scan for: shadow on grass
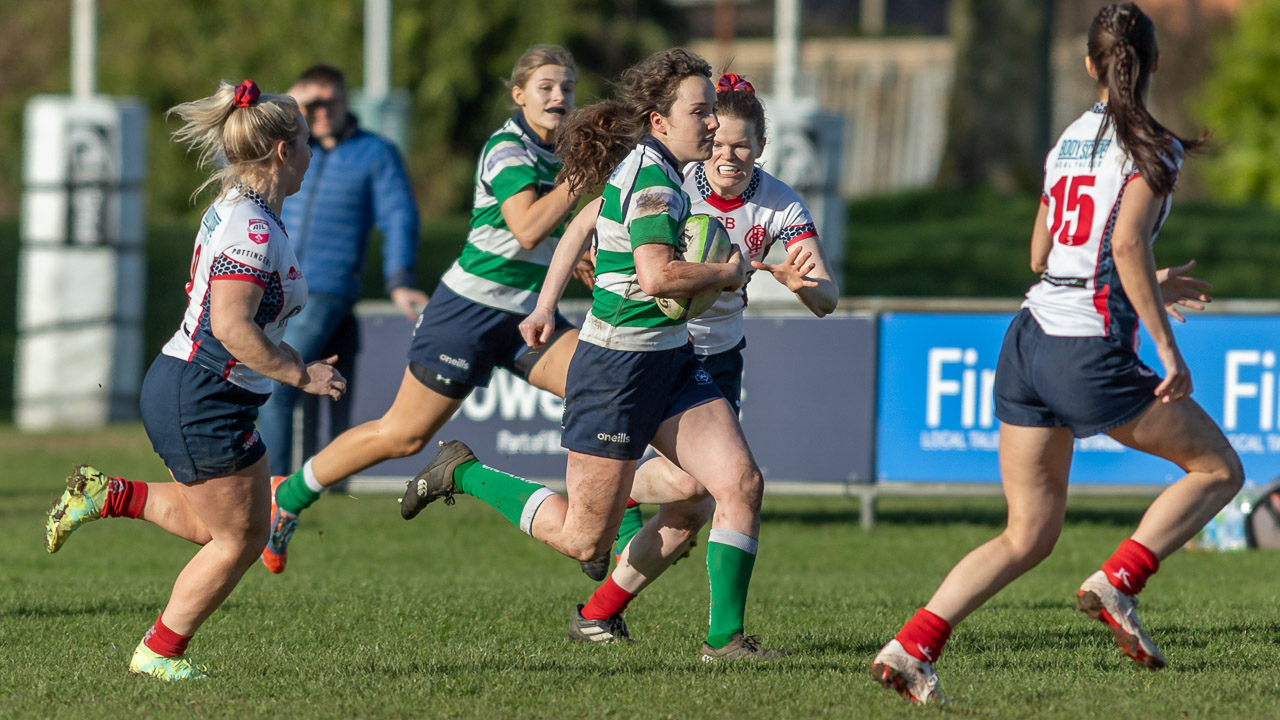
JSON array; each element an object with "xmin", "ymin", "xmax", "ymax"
[{"xmin": 957, "ymin": 617, "xmax": 1280, "ymax": 672}]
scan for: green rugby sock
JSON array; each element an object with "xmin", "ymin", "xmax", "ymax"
[
  {"xmin": 275, "ymin": 468, "xmax": 321, "ymax": 514},
  {"xmin": 455, "ymin": 460, "xmax": 555, "ymax": 533},
  {"xmin": 705, "ymin": 528, "xmax": 758, "ymax": 648},
  {"xmin": 613, "ymin": 503, "xmax": 645, "ymax": 557}
]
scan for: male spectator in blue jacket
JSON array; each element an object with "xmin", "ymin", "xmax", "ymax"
[{"xmin": 258, "ymin": 64, "xmax": 426, "ymax": 478}]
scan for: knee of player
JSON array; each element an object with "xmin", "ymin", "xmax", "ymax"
[
  {"xmin": 688, "ymin": 495, "xmax": 716, "ymax": 523},
  {"xmin": 709, "ymin": 465, "xmax": 763, "ymax": 510},
  {"xmin": 1004, "ymin": 524, "xmax": 1060, "ymax": 566},
  {"xmin": 671, "ymin": 473, "xmax": 712, "ymax": 502},
  {"xmin": 382, "ymin": 427, "xmax": 432, "ymax": 459},
  {"xmin": 1213, "ymin": 450, "xmax": 1245, "ymax": 494},
  {"xmin": 221, "ymin": 521, "xmax": 270, "ymax": 563},
  {"xmin": 570, "ymin": 537, "xmax": 612, "ymax": 563},
  {"xmin": 1191, "ymin": 441, "xmax": 1245, "ymax": 495}
]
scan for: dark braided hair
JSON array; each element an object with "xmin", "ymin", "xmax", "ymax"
[
  {"xmin": 556, "ymin": 48, "xmax": 712, "ymax": 195},
  {"xmin": 1087, "ymin": 2, "xmax": 1207, "ymax": 196}
]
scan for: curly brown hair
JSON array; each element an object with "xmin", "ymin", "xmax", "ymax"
[{"xmin": 556, "ymin": 48, "xmax": 712, "ymax": 195}]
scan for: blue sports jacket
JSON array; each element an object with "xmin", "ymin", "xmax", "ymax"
[{"xmin": 281, "ymin": 118, "xmax": 419, "ymax": 300}]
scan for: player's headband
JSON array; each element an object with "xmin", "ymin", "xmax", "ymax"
[
  {"xmin": 716, "ymin": 73, "xmax": 754, "ymax": 94},
  {"xmin": 234, "ymin": 80, "xmax": 261, "ymax": 108}
]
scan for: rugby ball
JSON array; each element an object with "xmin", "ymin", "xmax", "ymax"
[{"xmin": 654, "ymin": 214, "xmax": 733, "ymax": 321}]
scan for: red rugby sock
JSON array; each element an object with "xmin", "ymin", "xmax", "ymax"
[
  {"xmin": 1101, "ymin": 538, "xmax": 1159, "ymax": 595},
  {"xmin": 894, "ymin": 608, "xmax": 952, "ymax": 664},
  {"xmin": 581, "ymin": 577, "xmax": 636, "ymax": 620},
  {"xmin": 143, "ymin": 614, "xmax": 192, "ymax": 658},
  {"xmin": 103, "ymin": 477, "xmax": 148, "ymax": 519},
  {"xmin": 626, "ymin": 498, "xmax": 640, "ymax": 509}
]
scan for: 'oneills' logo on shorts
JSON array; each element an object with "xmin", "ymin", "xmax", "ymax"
[
  {"xmin": 248, "ymin": 219, "xmax": 270, "ymax": 244},
  {"xmin": 438, "ymin": 354, "xmax": 471, "ymax": 370},
  {"xmin": 597, "ymin": 432, "xmax": 631, "ymax": 443}
]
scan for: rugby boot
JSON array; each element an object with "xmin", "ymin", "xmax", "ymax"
[
  {"xmin": 568, "ymin": 604, "xmax": 631, "ymax": 643},
  {"xmin": 1077, "ymin": 569, "xmax": 1167, "ymax": 669},
  {"xmin": 400, "ymin": 440, "xmax": 475, "ymax": 520},
  {"xmin": 700, "ymin": 633, "xmax": 788, "ymax": 662},
  {"xmin": 45, "ymin": 465, "xmax": 111, "ymax": 553},
  {"xmin": 128, "ymin": 641, "xmax": 209, "ymax": 681},
  {"xmin": 261, "ymin": 475, "xmax": 297, "ymax": 574},
  {"xmin": 579, "ymin": 554, "xmax": 610, "ymax": 582},
  {"xmin": 871, "ymin": 639, "xmax": 948, "ymax": 704}
]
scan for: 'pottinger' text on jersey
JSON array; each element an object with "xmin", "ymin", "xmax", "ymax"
[
  {"xmin": 440, "ymin": 112, "xmax": 564, "ymax": 315},
  {"xmin": 1023, "ymin": 103, "xmax": 1183, "ymax": 347},
  {"xmin": 683, "ymin": 162, "xmax": 820, "ymax": 355},
  {"xmin": 161, "ymin": 188, "xmax": 308, "ymax": 394},
  {"xmin": 582, "ymin": 136, "xmax": 691, "ymax": 352}
]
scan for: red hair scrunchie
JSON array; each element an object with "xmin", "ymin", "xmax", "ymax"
[
  {"xmin": 233, "ymin": 79, "xmax": 260, "ymax": 108},
  {"xmin": 716, "ymin": 73, "xmax": 754, "ymax": 94}
]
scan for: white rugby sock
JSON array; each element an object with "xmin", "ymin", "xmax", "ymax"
[{"xmin": 302, "ymin": 458, "xmax": 326, "ymax": 493}]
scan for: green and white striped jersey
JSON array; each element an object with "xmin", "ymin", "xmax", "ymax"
[
  {"xmin": 440, "ymin": 112, "xmax": 564, "ymax": 314},
  {"xmin": 580, "ymin": 137, "xmax": 692, "ymax": 352}
]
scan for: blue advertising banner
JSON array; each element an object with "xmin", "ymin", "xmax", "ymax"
[
  {"xmin": 876, "ymin": 312, "xmax": 1280, "ymax": 485},
  {"xmin": 338, "ymin": 308, "xmax": 877, "ymax": 484}
]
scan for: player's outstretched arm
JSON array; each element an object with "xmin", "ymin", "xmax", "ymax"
[
  {"xmin": 752, "ymin": 238, "xmax": 838, "ymax": 317},
  {"xmin": 1156, "ymin": 259, "xmax": 1212, "ymax": 323},
  {"xmin": 520, "ymin": 198, "xmax": 602, "ymax": 349}
]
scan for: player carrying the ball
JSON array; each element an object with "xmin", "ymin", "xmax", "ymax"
[
  {"xmin": 872, "ymin": 3, "xmax": 1241, "ymax": 704},
  {"xmin": 402, "ymin": 48, "xmax": 786, "ymax": 661},
  {"xmin": 569, "ymin": 71, "xmax": 840, "ymax": 637}
]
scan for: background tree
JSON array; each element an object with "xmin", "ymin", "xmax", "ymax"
[
  {"xmin": 937, "ymin": 0, "xmax": 1054, "ymax": 193},
  {"xmin": 0, "ymin": 0, "xmax": 678, "ymax": 223},
  {"xmin": 1199, "ymin": 0, "xmax": 1280, "ymax": 206}
]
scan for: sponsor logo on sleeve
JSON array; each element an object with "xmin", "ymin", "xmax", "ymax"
[
  {"xmin": 286, "ymin": 266, "xmax": 302, "ymax": 280},
  {"xmin": 230, "ymin": 247, "xmax": 267, "ymax": 263},
  {"xmin": 247, "ymin": 219, "xmax": 270, "ymax": 244}
]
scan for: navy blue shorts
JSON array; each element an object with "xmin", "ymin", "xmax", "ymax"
[
  {"xmin": 699, "ymin": 338, "xmax": 746, "ymax": 416},
  {"xmin": 562, "ymin": 341, "xmax": 724, "ymax": 460},
  {"xmin": 407, "ymin": 283, "xmax": 574, "ymax": 398},
  {"xmin": 140, "ymin": 354, "xmax": 270, "ymax": 483},
  {"xmin": 994, "ymin": 309, "xmax": 1161, "ymax": 438}
]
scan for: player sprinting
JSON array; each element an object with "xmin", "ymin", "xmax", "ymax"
[
  {"xmin": 402, "ymin": 49, "xmax": 785, "ymax": 661},
  {"xmin": 569, "ymin": 72, "xmax": 840, "ymax": 638},
  {"xmin": 872, "ymin": 3, "xmax": 1241, "ymax": 703},
  {"xmin": 259, "ymin": 45, "xmax": 585, "ymax": 573},
  {"xmin": 44, "ymin": 80, "xmax": 345, "ymax": 680}
]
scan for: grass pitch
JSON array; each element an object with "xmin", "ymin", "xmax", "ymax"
[{"xmin": 3, "ymin": 425, "xmax": 1279, "ymax": 719}]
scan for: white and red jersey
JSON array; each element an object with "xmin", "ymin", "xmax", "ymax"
[
  {"xmin": 1023, "ymin": 103, "xmax": 1183, "ymax": 349},
  {"xmin": 681, "ymin": 163, "xmax": 820, "ymax": 355},
  {"xmin": 161, "ymin": 187, "xmax": 308, "ymax": 394}
]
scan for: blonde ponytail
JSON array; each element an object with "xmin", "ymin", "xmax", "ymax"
[{"xmin": 167, "ymin": 80, "xmax": 303, "ymax": 201}]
